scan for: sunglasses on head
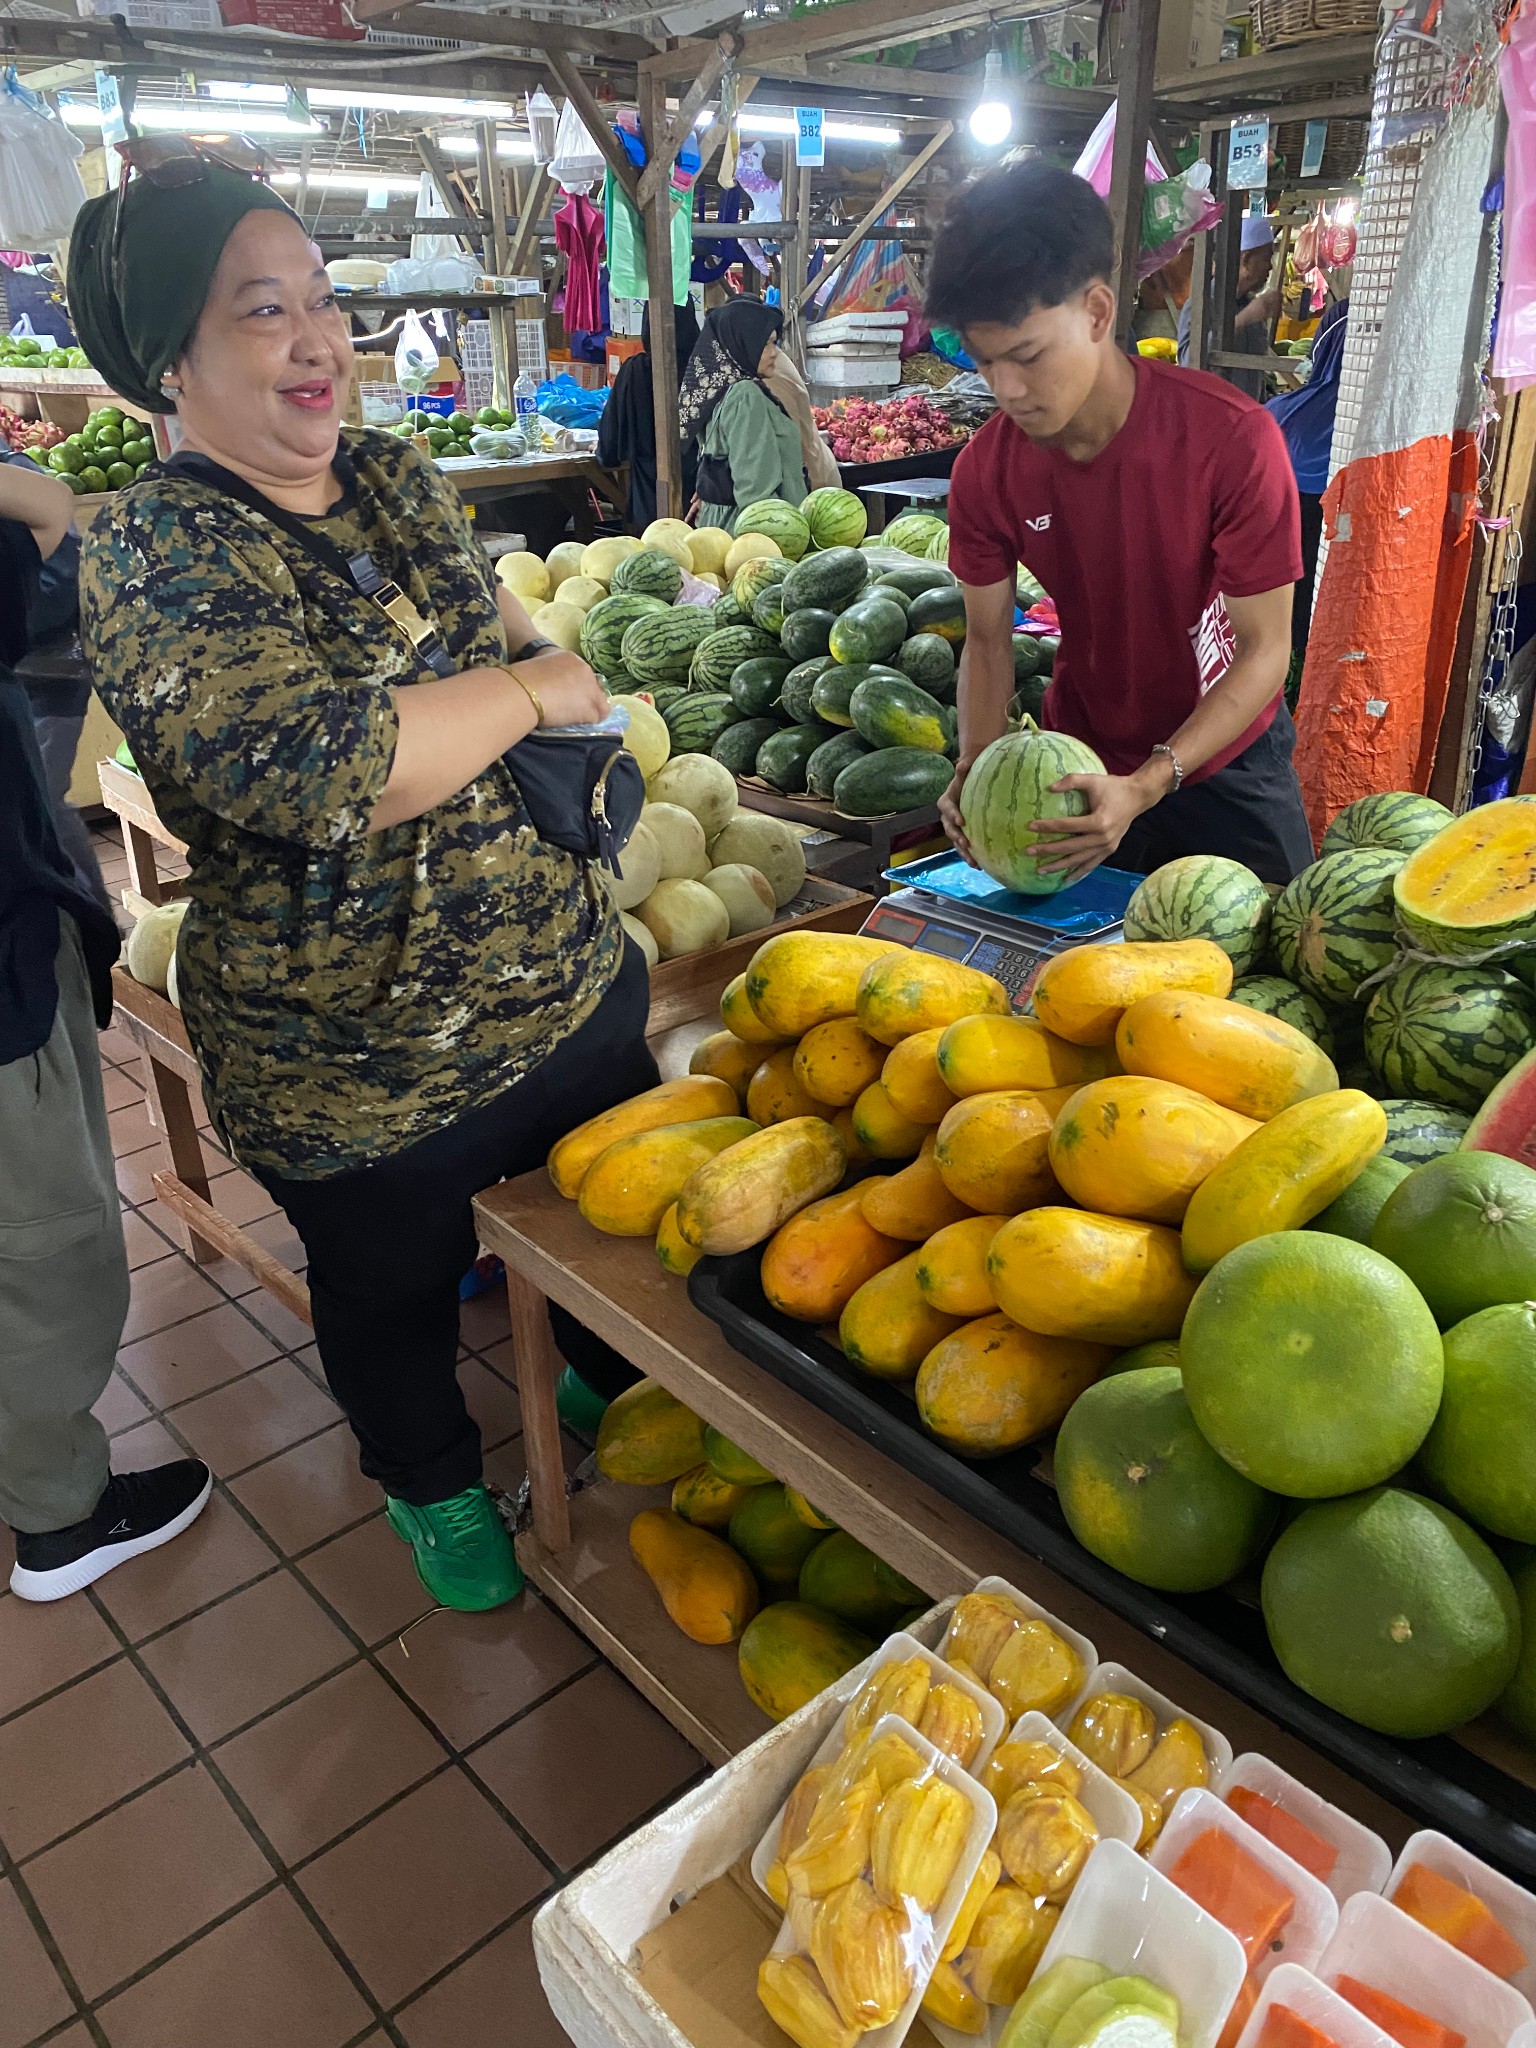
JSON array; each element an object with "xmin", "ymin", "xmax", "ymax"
[{"xmin": 111, "ymin": 135, "xmax": 275, "ymax": 271}]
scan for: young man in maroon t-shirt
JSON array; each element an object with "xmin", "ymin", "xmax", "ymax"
[{"xmin": 928, "ymin": 159, "xmax": 1312, "ymax": 885}]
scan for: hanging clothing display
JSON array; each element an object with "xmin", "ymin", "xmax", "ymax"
[
  {"xmin": 603, "ymin": 168, "xmax": 695, "ymax": 307},
  {"xmin": 555, "ymin": 191, "xmax": 605, "ymax": 336}
]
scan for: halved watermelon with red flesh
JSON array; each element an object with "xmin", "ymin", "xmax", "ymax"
[{"xmin": 1464, "ymin": 1044, "xmax": 1536, "ymax": 1169}]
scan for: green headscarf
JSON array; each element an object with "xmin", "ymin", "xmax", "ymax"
[{"xmin": 68, "ymin": 167, "xmax": 302, "ymax": 414}]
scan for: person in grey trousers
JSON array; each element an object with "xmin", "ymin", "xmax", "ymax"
[{"xmin": 0, "ymin": 630, "xmax": 210, "ymax": 1598}]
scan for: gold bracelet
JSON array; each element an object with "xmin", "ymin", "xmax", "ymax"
[{"xmin": 503, "ymin": 666, "xmax": 545, "ymax": 727}]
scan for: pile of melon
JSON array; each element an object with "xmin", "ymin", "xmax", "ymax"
[
  {"xmin": 123, "ymin": 898, "xmax": 189, "ymax": 1007},
  {"xmin": 493, "ymin": 517, "xmax": 776, "ymax": 653}
]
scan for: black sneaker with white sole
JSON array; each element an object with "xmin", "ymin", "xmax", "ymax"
[{"xmin": 10, "ymin": 1460, "xmax": 213, "ymax": 1602}]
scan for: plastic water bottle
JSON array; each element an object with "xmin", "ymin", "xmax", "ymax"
[{"xmin": 514, "ymin": 371, "xmax": 539, "ymax": 428}]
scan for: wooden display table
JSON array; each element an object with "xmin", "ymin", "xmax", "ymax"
[
  {"xmin": 440, "ymin": 454, "xmax": 627, "ymax": 541},
  {"xmin": 470, "ymin": 1167, "xmax": 1410, "ymax": 1851}
]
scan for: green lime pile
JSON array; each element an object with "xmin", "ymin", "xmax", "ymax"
[
  {"xmin": 394, "ymin": 409, "xmax": 481, "ymax": 455},
  {"xmin": 47, "ymin": 407, "xmax": 156, "ymax": 496},
  {"xmin": 0, "ymin": 335, "xmax": 91, "ymax": 370}
]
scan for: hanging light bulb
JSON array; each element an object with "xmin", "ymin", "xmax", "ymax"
[{"xmin": 968, "ymin": 50, "xmax": 1014, "ymax": 148}]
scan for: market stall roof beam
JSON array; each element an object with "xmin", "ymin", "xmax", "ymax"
[
  {"xmin": 344, "ymin": 0, "xmax": 658, "ymax": 61},
  {"xmin": 641, "ymin": 0, "xmax": 1066, "ymax": 78}
]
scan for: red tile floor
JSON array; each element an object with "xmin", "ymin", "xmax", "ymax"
[{"xmin": 1, "ymin": 826, "xmax": 705, "ymax": 2048}]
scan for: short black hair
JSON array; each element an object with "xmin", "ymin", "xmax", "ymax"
[{"xmin": 924, "ymin": 159, "xmax": 1115, "ymax": 329}]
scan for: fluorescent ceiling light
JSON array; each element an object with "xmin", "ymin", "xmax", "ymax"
[
  {"xmin": 695, "ymin": 110, "xmax": 901, "ymax": 144},
  {"xmin": 436, "ymin": 132, "xmax": 537, "ymax": 158},
  {"xmin": 60, "ymin": 99, "xmax": 324, "ymax": 135},
  {"xmin": 272, "ymin": 169, "xmax": 422, "ymax": 194},
  {"xmin": 968, "ymin": 51, "xmax": 1013, "ymax": 148},
  {"xmin": 208, "ymin": 81, "xmax": 519, "ymax": 117}
]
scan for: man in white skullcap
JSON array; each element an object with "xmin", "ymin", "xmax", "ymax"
[{"xmin": 1179, "ymin": 213, "xmax": 1280, "ymax": 398}]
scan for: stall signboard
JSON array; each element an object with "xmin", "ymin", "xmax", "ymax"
[
  {"xmin": 1302, "ymin": 119, "xmax": 1328, "ymax": 178},
  {"xmin": 794, "ymin": 107, "xmax": 825, "ymax": 166},
  {"xmin": 1228, "ymin": 118, "xmax": 1270, "ymax": 190}
]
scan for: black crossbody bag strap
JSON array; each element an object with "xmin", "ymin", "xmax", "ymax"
[{"xmin": 159, "ymin": 450, "xmax": 456, "ymax": 678}]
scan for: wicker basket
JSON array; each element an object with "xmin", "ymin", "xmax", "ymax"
[
  {"xmin": 1272, "ymin": 77, "xmax": 1371, "ymax": 181},
  {"xmin": 1252, "ymin": 0, "xmax": 1379, "ymax": 49}
]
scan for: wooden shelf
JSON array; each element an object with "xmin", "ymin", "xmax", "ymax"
[{"xmin": 518, "ymin": 1479, "xmax": 774, "ymax": 1766}]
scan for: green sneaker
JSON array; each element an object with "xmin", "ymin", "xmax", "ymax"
[
  {"xmin": 385, "ymin": 1483, "xmax": 523, "ymax": 1611},
  {"xmin": 555, "ymin": 1364, "xmax": 610, "ymax": 1441}
]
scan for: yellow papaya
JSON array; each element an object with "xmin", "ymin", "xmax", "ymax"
[
  {"xmin": 915, "ymin": 1313, "xmax": 1111, "ymax": 1456},
  {"xmin": 747, "ymin": 1045, "xmax": 825, "ymax": 1126},
  {"xmin": 1047, "ymin": 1076, "xmax": 1258, "ymax": 1226},
  {"xmin": 720, "ymin": 971, "xmax": 787, "ymax": 1045},
  {"xmin": 1032, "ymin": 939, "xmax": 1234, "ymax": 1047},
  {"xmin": 628, "ymin": 1508, "xmax": 759, "ymax": 1644},
  {"xmin": 671, "ymin": 1463, "xmax": 753, "ymax": 1529},
  {"xmin": 989, "ymin": 1207, "xmax": 1198, "ymax": 1347},
  {"xmin": 738, "ymin": 1600, "xmax": 875, "ymax": 1722},
  {"xmin": 915, "ymin": 1213, "xmax": 1010, "ymax": 1316},
  {"xmin": 761, "ymin": 1184, "xmax": 908, "ymax": 1323},
  {"xmin": 578, "ymin": 1116, "xmax": 758, "ymax": 1235},
  {"xmin": 548, "ymin": 1075, "xmax": 739, "ymax": 1198},
  {"xmin": 595, "ymin": 1379, "xmax": 706, "ymax": 1484},
  {"xmin": 934, "ymin": 1091, "xmax": 1058, "ymax": 1213},
  {"xmin": 793, "ymin": 1017, "xmax": 888, "ymax": 1108},
  {"xmin": 839, "ymin": 1250, "xmax": 964, "ymax": 1380},
  {"xmin": 786, "ymin": 1487, "xmax": 838, "ymax": 1530},
  {"xmin": 1181, "ymin": 1088, "xmax": 1389, "ymax": 1274},
  {"xmin": 880, "ymin": 1026, "xmax": 960, "ymax": 1125},
  {"xmin": 850, "ymin": 1079, "xmax": 930, "ymax": 1161},
  {"xmin": 859, "ymin": 1133, "xmax": 975, "ymax": 1241},
  {"xmin": 676, "ymin": 1116, "xmax": 846, "ymax": 1253},
  {"xmin": 744, "ymin": 932, "xmax": 906, "ymax": 1039},
  {"xmin": 1115, "ymin": 988, "xmax": 1340, "ymax": 1120},
  {"xmin": 937, "ymin": 1013, "xmax": 1109, "ymax": 1096},
  {"xmin": 688, "ymin": 1028, "xmax": 768, "ymax": 1108},
  {"xmin": 854, "ymin": 949, "xmax": 1012, "ymax": 1046},
  {"xmin": 655, "ymin": 1201, "xmax": 702, "ymax": 1276}
]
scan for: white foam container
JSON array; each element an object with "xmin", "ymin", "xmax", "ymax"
[
  {"xmin": 1316, "ymin": 1892, "xmax": 1536, "ymax": 2048},
  {"xmin": 1061, "ymin": 1660, "xmax": 1234, "ymax": 1785},
  {"xmin": 1386, "ymin": 1830, "xmax": 1536, "ymax": 2007},
  {"xmin": 1234, "ymin": 1962, "xmax": 1401, "ymax": 2048},
  {"xmin": 956, "ymin": 1574, "xmax": 1101, "ymax": 1724},
  {"xmin": 750, "ymin": 1628, "xmax": 1005, "ymax": 1900},
  {"xmin": 806, "ymin": 352, "xmax": 902, "ymax": 388},
  {"xmin": 1150, "ymin": 1786, "xmax": 1339, "ymax": 1980},
  {"xmin": 1217, "ymin": 1751, "xmax": 1392, "ymax": 1907},
  {"xmin": 1034, "ymin": 1835, "xmax": 1249, "ymax": 2048},
  {"xmin": 923, "ymin": 1711, "xmax": 1145, "ymax": 2048},
  {"xmin": 810, "ymin": 310, "xmax": 910, "ymax": 345},
  {"xmin": 762, "ymin": 1713, "xmax": 998, "ymax": 2048}
]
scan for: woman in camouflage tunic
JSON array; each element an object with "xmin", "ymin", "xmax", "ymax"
[{"xmin": 73, "ymin": 154, "xmax": 657, "ymax": 1613}]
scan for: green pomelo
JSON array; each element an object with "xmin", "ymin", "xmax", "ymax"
[
  {"xmin": 1372, "ymin": 1149, "xmax": 1536, "ymax": 1326},
  {"xmin": 1306, "ymin": 1154, "xmax": 1412, "ymax": 1243},
  {"xmin": 797, "ymin": 1530, "xmax": 924, "ymax": 1629},
  {"xmin": 1271, "ymin": 848, "xmax": 1406, "ymax": 1006},
  {"xmin": 727, "ymin": 1483, "xmax": 827, "ymax": 1591},
  {"xmin": 1180, "ymin": 1233, "xmax": 1443, "ymax": 1498},
  {"xmin": 1104, "ymin": 1339, "xmax": 1182, "ymax": 1375},
  {"xmin": 1364, "ymin": 962, "xmax": 1536, "ymax": 1113},
  {"xmin": 1496, "ymin": 1556, "xmax": 1536, "ymax": 1744},
  {"xmin": 959, "ymin": 726, "xmax": 1105, "ymax": 896},
  {"xmin": 1123, "ymin": 855, "xmax": 1272, "ymax": 977},
  {"xmin": 1054, "ymin": 1367, "xmax": 1278, "ymax": 1593},
  {"xmin": 1261, "ymin": 1487, "xmax": 1522, "ymax": 1737},
  {"xmin": 1418, "ymin": 1302, "xmax": 1536, "ymax": 1540}
]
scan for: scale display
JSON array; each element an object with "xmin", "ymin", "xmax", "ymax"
[{"xmin": 863, "ymin": 854, "xmax": 1140, "ymax": 1010}]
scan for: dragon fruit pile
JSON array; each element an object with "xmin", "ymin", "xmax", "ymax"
[
  {"xmin": 0, "ymin": 403, "xmax": 63, "ymax": 456},
  {"xmin": 812, "ymin": 391, "xmax": 967, "ymax": 465}
]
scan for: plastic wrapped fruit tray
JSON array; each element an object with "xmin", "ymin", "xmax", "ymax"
[{"xmin": 687, "ymin": 1250, "xmax": 1536, "ymax": 1882}]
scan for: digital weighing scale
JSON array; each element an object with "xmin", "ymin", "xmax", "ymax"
[{"xmin": 860, "ymin": 852, "xmax": 1140, "ymax": 1009}]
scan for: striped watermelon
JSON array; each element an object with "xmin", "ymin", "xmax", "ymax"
[
  {"xmin": 1364, "ymin": 963, "xmax": 1536, "ymax": 1111},
  {"xmin": 924, "ymin": 524, "xmax": 951, "ymax": 563},
  {"xmin": 1394, "ymin": 796, "xmax": 1536, "ymax": 961},
  {"xmin": 664, "ymin": 693, "xmax": 740, "ymax": 755},
  {"xmin": 1230, "ymin": 974, "xmax": 1336, "ymax": 1054},
  {"xmin": 691, "ymin": 625, "xmax": 780, "ymax": 692},
  {"xmin": 1380, "ymin": 1098, "xmax": 1474, "ymax": 1164},
  {"xmin": 621, "ymin": 607, "xmax": 717, "ymax": 687},
  {"xmin": 1320, "ymin": 790, "xmax": 1452, "ymax": 858},
  {"xmin": 959, "ymin": 727, "xmax": 1105, "ymax": 895},
  {"xmin": 732, "ymin": 498, "xmax": 811, "ymax": 561},
  {"xmin": 580, "ymin": 593, "xmax": 668, "ymax": 675},
  {"xmin": 611, "ymin": 549, "xmax": 684, "ymax": 603},
  {"xmin": 800, "ymin": 487, "xmax": 867, "ymax": 550},
  {"xmin": 708, "ymin": 592, "xmax": 748, "ymax": 631},
  {"xmin": 752, "ymin": 585, "xmax": 788, "ymax": 636},
  {"xmin": 732, "ymin": 555, "xmax": 791, "ymax": 613},
  {"xmin": 782, "ymin": 547, "xmax": 869, "ymax": 614},
  {"xmin": 883, "ymin": 512, "xmax": 946, "ymax": 557},
  {"xmin": 1123, "ymin": 856, "xmax": 1272, "ymax": 976},
  {"xmin": 1271, "ymin": 848, "xmax": 1406, "ymax": 1005}
]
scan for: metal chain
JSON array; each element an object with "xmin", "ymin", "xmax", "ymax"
[{"xmin": 1466, "ymin": 524, "xmax": 1524, "ymax": 800}]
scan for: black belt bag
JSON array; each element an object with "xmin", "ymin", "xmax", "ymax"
[{"xmin": 161, "ymin": 451, "xmax": 643, "ymax": 875}]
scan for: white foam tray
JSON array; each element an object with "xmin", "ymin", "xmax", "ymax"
[
  {"xmin": 1386, "ymin": 1830, "xmax": 1536, "ymax": 2008},
  {"xmin": 1234, "ymin": 1962, "xmax": 1401, "ymax": 2048},
  {"xmin": 1217, "ymin": 1751, "xmax": 1392, "ymax": 1906},
  {"xmin": 1061, "ymin": 1660, "xmax": 1234, "ymax": 1785},
  {"xmin": 1150, "ymin": 1786, "xmax": 1339, "ymax": 1981},
  {"xmin": 1316, "ymin": 1891, "xmax": 1536, "ymax": 2048}
]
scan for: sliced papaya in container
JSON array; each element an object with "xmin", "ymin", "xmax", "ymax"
[
  {"xmin": 1225, "ymin": 1785, "xmax": 1340, "ymax": 1885},
  {"xmin": 1164, "ymin": 1825, "xmax": 1296, "ymax": 1969},
  {"xmin": 1334, "ymin": 1978, "xmax": 1467, "ymax": 2048},
  {"xmin": 1390, "ymin": 1863, "xmax": 1529, "ymax": 1980},
  {"xmin": 1255, "ymin": 2009, "xmax": 1345, "ymax": 2048}
]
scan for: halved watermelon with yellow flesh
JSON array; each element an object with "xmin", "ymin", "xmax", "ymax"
[{"xmin": 1394, "ymin": 797, "xmax": 1536, "ymax": 960}]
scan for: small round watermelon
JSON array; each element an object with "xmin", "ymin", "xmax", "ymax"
[
  {"xmin": 1229, "ymin": 974, "xmax": 1335, "ymax": 1053},
  {"xmin": 1365, "ymin": 962, "xmax": 1536, "ymax": 1112},
  {"xmin": 1123, "ymin": 855, "xmax": 1272, "ymax": 975},
  {"xmin": 883, "ymin": 511, "xmax": 947, "ymax": 557},
  {"xmin": 611, "ymin": 549, "xmax": 683, "ymax": 604},
  {"xmin": 959, "ymin": 727, "xmax": 1105, "ymax": 896},
  {"xmin": 896, "ymin": 633, "xmax": 956, "ymax": 699},
  {"xmin": 579, "ymin": 593, "xmax": 668, "ymax": 675},
  {"xmin": 1380, "ymin": 1098, "xmax": 1473, "ymax": 1164},
  {"xmin": 1321, "ymin": 790, "xmax": 1452, "ymax": 858},
  {"xmin": 732, "ymin": 498, "xmax": 811, "ymax": 561},
  {"xmin": 800, "ymin": 486, "xmax": 867, "ymax": 550},
  {"xmin": 1271, "ymin": 848, "xmax": 1406, "ymax": 1005},
  {"xmin": 664, "ymin": 693, "xmax": 739, "ymax": 756}
]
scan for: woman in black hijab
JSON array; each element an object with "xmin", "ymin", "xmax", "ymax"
[
  {"xmin": 680, "ymin": 297, "xmax": 807, "ymax": 529},
  {"xmin": 596, "ymin": 301, "xmax": 699, "ymax": 531}
]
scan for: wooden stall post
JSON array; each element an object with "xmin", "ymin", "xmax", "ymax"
[
  {"xmin": 793, "ymin": 124, "xmax": 954, "ymax": 319},
  {"xmin": 506, "ymin": 1266, "xmax": 573, "ymax": 1553},
  {"xmin": 1107, "ymin": 0, "xmax": 1162, "ymax": 343},
  {"xmin": 476, "ymin": 118, "xmax": 514, "ymax": 408},
  {"xmin": 639, "ymin": 66, "xmax": 681, "ymax": 522},
  {"xmin": 1185, "ymin": 120, "xmax": 1219, "ymax": 371}
]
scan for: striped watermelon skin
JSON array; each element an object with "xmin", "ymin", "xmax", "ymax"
[
  {"xmin": 611, "ymin": 549, "xmax": 684, "ymax": 603},
  {"xmin": 732, "ymin": 498, "xmax": 811, "ymax": 561},
  {"xmin": 800, "ymin": 488, "xmax": 867, "ymax": 550},
  {"xmin": 621, "ymin": 607, "xmax": 716, "ymax": 687},
  {"xmin": 1230, "ymin": 974, "xmax": 1336, "ymax": 1054},
  {"xmin": 1271, "ymin": 848, "xmax": 1406, "ymax": 1005},
  {"xmin": 1380, "ymin": 1098, "xmax": 1474, "ymax": 1163},
  {"xmin": 1123, "ymin": 856, "xmax": 1272, "ymax": 976},
  {"xmin": 708, "ymin": 592, "xmax": 748, "ymax": 631},
  {"xmin": 691, "ymin": 626, "xmax": 780, "ymax": 692},
  {"xmin": 1320, "ymin": 790, "xmax": 1452, "ymax": 858},
  {"xmin": 732, "ymin": 556, "xmax": 791, "ymax": 613},
  {"xmin": 664, "ymin": 693, "xmax": 740, "ymax": 755},
  {"xmin": 959, "ymin": 728, "xmax": 1105, "ymax": 895},
  {"xmin": 579, "ymin": 594, "xmax": 668, "ymax": 675},
  {"xmin": 1365, "ymin": 963, "xmax": 1536, "ymax": 1111}
]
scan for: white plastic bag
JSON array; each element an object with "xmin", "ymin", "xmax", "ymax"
[
  {"xmin": 0, "ymin": 74, "xmax": 89, "ymax": 251},
  {"xmin": 411, "ymin": 169, "xmax": 459, "ymax": 262},
  {"xmin": 549, "ymin": 96, "xmax": 605, "ymax": 194},
  {"xmin": 394, "ymin": 309, "xmax": 439, "ymax": 394}
]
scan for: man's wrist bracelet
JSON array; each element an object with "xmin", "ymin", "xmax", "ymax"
[{"xmin": 1150, "ymin": 742, "xmax": 1184, "ymax": 793}]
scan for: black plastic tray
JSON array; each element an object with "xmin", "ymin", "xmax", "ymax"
[{"xmin": 689, "ymin": 1250, "xmax": 1536, "ymax": 1883}]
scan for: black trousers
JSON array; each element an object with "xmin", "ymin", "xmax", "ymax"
[
  {"xmin": 257, "ymin": 945, "xmax": 658, "ymax": 1504},
  {"xmin": 1114, "ymin": 701, "xmax": 1316, "ymax": 887}
]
